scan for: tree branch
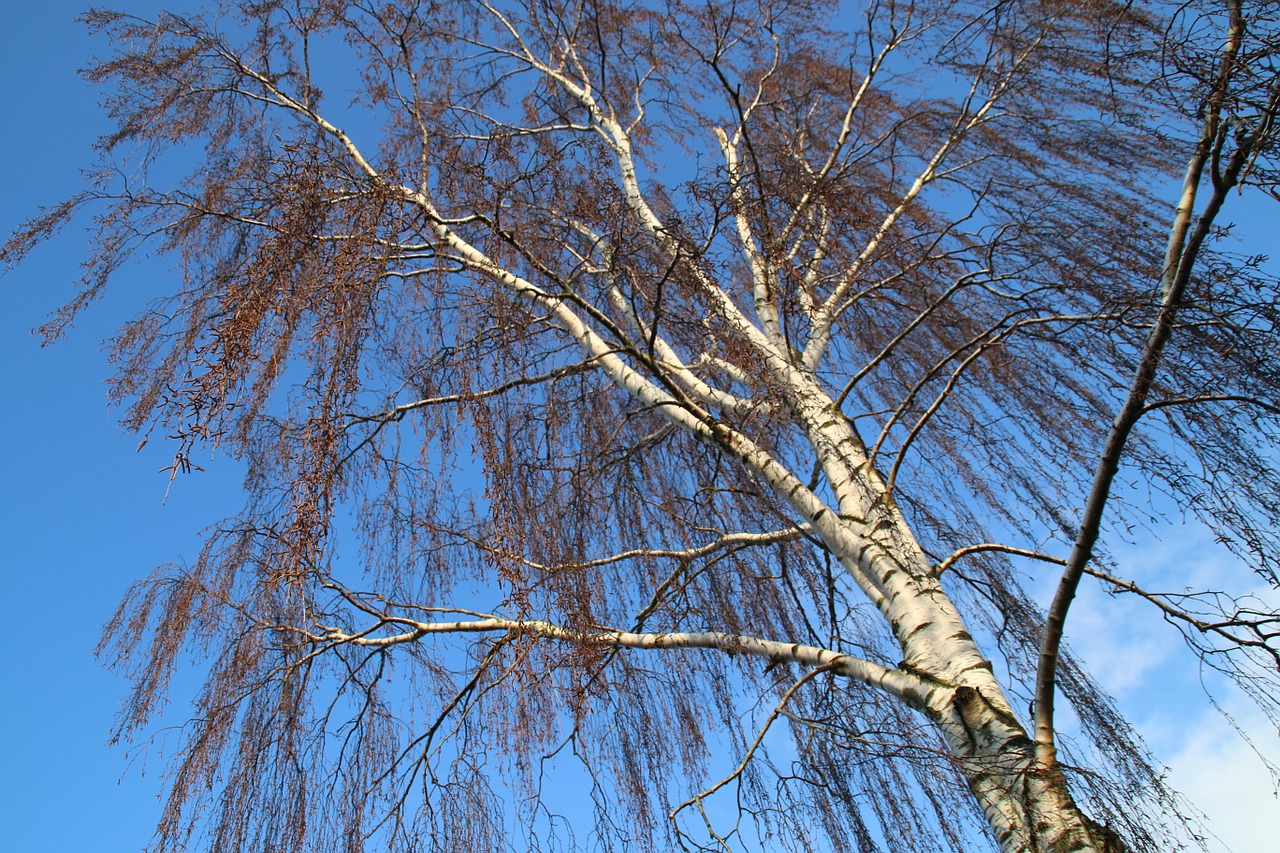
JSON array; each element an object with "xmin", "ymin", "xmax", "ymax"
[
  {"xmin": 1033, "ymin": 0, "xmax": 1255, "ymax": 765},
  {"xmin": 935, "ymin": 544, "xmax": 1066, "ymax": 577},
  {"xmin": 296, "ymin": 613, "xmax": 930, "ymax": 707}
]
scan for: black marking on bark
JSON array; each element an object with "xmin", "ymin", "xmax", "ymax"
[
  {"xmin": 956, "ymin": 658, "xmax": 994, "ymax": 674},
  {"xmin": 1005, "ymin": 734, "xmax": 1035, "ymax": 751},
  {"xmin": 1083, "ymin": 816, "xmax": 1128, "ymax": 852},
  {"xmin": 904, "ymin": 620, "xmax": 934, "ymax": 641},
  {"xmin": 895, "ymin": 662, "xmax": 947, "ymax": 686},
  {"xmin": 953, "ymin": 687, "xmax": 982, "ymax": 751}
]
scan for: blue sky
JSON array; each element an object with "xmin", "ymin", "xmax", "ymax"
[
  {"xmin": 0, "ymin": 4, "xmax": 234, "ymax": 850},
  {"xmin": 1, "ymin": 3, "xmax": 1276, "ymax": 852}
]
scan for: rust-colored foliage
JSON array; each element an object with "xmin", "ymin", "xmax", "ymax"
[{"xmin": 7, "ymin": 1, "xmax": 1280, "ymax": 851}]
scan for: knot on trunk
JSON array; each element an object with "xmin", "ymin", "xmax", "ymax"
[
  {"xmin": 952, "ymin": 685, "xmax": 1034, "ymax": 756},
  {"xmin": 953, "ymin": 685, "xmax": 985, "ymax": 729},
  {"xmin": 1084, "ymin": 815, "xmax": 1129, "ymax": 853}
]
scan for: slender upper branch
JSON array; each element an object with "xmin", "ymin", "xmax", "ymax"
[
  {"xmin": 935, "ymin": 543, "xmax": 1065, "ymax": 577},
  {"xmin": 801, "ymin": 37, "xmax": 1040, "ymax": 369},
  {"xmin": 1033, "ymin": 0, "xmax": 1256, "ymax": 765}
]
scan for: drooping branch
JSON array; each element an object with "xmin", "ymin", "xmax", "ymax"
[
  {"xmin": 1082, "ymin": 567, "xmax": 1280, "ymax": 668},
  {"xmin": 338, "ymin": 358, "xmax": 607, "ymax": 467},
  {"xmin": 1140, "ymin": 394, "xmax": 1280, "ymax": 417},
  {"xmin": 668, "ymin": 660, "xmax": 845, "ymax": 847}
]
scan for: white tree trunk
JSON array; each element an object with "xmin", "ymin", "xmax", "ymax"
[{"xmin": 777, "ymin": 370, "xmax": 1118, "ymax": 852}]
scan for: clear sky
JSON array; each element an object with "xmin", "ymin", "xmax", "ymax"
[
  {"xmin": 1, "ymin": 3, "xmax": 1276, "ymax": 853},
  {"xmin": 0, "ymin": 4, "xmax": 235, "ymax": 850}
]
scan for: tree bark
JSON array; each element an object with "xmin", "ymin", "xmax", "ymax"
[
  {"xmin": 882, "ymin": 575, "xmax": 1118, "ymax": 852},
  {"xmin": 947, "ymin": 683, "xmax": 1123, "ymax": 853},
  {"xmin": 780, "ymin": 366, "xmax": 1119, "ymax": 851}
]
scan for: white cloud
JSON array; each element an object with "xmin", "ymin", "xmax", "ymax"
[
  {"xmin": 1162, "ymin": 705, "xmax": 1280, "ymax": 853},
  {"xmin": 1059, "ymin": 529, "xmax": 1280, "ymax": 852}
]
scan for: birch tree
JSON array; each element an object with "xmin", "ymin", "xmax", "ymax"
[{"xmin": 6, "ymin": 0, "xmax": 1280, "ymax": 851}]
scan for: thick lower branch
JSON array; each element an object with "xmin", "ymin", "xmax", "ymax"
[{"xmin": 304, "ymin": 616, "xmax": 930, "ymax": 708}]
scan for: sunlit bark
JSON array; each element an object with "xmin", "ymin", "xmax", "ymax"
[{"xmin": 6, "ymin": 1, "xmax": 1280, "ymax": 852}]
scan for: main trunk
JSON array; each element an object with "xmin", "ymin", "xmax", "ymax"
[
  {"xmin": 774, "ymin": 372, "xmax": 1122, "ymax": 852},
  {"xmin": 943, "ymin": 678, "xmax": 1125, "ymax": 853},
  {"xmin": 860, "ymin": 561, "xmax": 1124, "ymax": 852},
  {"xmin": 860, "ymin": 546, "xmax": 1125, "ymax": 852}
]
